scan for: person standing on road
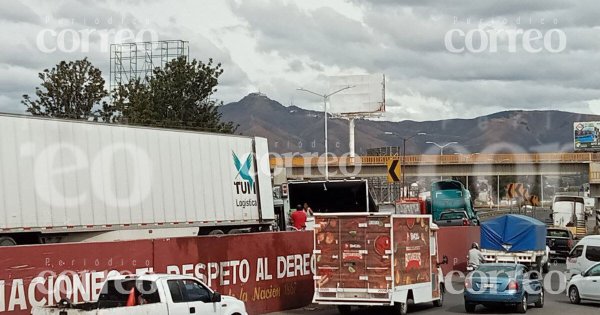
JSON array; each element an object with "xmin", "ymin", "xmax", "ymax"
[
  {"xmin": 291, "ymin": 204, "xmax": 307, "ymax": 230},
  {"xmin": 468, "ymin": 242, "xmax": 485, "ymax": 268}
]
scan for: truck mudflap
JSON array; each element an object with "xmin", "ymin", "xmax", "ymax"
[{"xmin": 313, "ymin": 213, "xmax": 440, "ymax": 305}]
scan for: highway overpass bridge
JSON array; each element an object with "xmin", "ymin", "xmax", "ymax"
[{"xmin": 270, "ymin": 152, "xmax": 600, "ymax": 200}]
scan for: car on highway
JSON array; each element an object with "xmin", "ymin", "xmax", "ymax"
[
  {"xmin": 567, "ymin": 262, "xmax": 600, "ymax": 304},
  {"xmin": 32, "ymin": 274, "xmax": 248, "ymax": 315},
  {"xmin": 436, "ymin": 210, "xmax": 472, "ymax": 226},
  {"xmin": 566, "ymin": 235, "xmax": 600, "ymax": 278},
  {"xmin": 546, "ymin": 227, "xmax": 575, "ymax": 261},
  {"xmin": 464, "ymin": 263, "xmax": 543, "ymax": 313}
]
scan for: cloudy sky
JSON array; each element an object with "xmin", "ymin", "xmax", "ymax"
[{"xmin": 1, "ymin": 0, "xmax": 599, "ymax": 121}]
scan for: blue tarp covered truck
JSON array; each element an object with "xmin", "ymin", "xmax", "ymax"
[{"xmin": 480, "ymin": 215, "xmax": 549, "ymax": 272}]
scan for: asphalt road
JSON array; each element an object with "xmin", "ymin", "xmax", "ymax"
[{"xmin": 269, "ymin": 264, "xmax": 599, "ymax": 315}]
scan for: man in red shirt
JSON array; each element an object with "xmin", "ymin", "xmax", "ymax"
[{"xmin": 290, "ymin": 204, "xmax": 307, "ymax": 230}]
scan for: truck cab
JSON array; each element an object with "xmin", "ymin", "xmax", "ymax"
[{"xmin": 429, "ymin": 180, "xmax": 478, "ymax": 225}]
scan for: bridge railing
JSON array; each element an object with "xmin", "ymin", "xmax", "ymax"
[{"xmin": 269, "ymin": 152, "xmax": 600, "ymax": 167}]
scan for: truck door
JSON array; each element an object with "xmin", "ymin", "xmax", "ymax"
[
  {"xmin": 166, "ymin": 279, "xmax": 221, "ymax": 314},
  {"xmin": 365, "ymin": 215, "xmax": 392, "ymax": 296}
]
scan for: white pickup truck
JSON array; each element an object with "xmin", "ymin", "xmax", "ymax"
[{"xmin": 31, "ymin": 274, "xmax": 247, "ymax": 315}]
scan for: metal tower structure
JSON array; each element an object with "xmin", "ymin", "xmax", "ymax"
[{"xmin": 109, "ymin": 40, "xmax": 189, "ymax": 91}]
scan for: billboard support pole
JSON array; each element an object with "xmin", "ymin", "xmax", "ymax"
[{"xmin": 349, "ymin": 118, "xmax": 355, "ymax": 158}]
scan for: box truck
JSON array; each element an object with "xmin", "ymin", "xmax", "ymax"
[
  {"xmin": 312, "ymin": 213, "xmax": 446, "ymax": 315},
  {"xmin": 0, "ymin": 114, "xmax": 274, "ymax": 245}
]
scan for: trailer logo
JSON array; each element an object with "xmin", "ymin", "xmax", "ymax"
[{"xmin": 232, "ymin": 150, "xmax": 257, "ymax": 210}]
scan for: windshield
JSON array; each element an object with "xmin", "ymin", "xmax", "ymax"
[{"xmin": 440, "ymin": 212, "xmax": 466, "ymax": 220}]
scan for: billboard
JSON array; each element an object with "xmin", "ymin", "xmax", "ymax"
[
  {"xmin": 574, "ymin": 121, "xmax": 600, "ymax": 151},
  {"xmin": 327, "ymin": 74, "xmax": 385, "ymax": 114}
]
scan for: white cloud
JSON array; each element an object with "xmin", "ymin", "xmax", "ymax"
[{"xmin": 0, "ymin": 0, "xmax": 599, "ymax": 121}]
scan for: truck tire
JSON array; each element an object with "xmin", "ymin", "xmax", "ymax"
[
  {"xmin": 433, "ymin": 285, "xmax": 444, "ymax": 307},
  {"xmin": 542, "ymin": 262, "xmax": 549, "ymax": 274},
  {"xmin": 0, "ymin": 236, "xmax": 16, "ymax": 246},
  {"xmin": 393, "ymin": 302, "xmax": 408, "ymax": 315},
  {"xmin": 208, "ymin": 229, "xmax": 225, "ymax": 235},
  {"xmin": 337, "ymin": 305, "xmax": 351, "ymax": 314}
]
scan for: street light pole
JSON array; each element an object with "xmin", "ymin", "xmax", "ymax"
[
  {"xmin": 297, "ymin": 85, "xmax": 354, "ymax": 181},
  {"xmin": 426, "ymin": 141, "xmax": 458, "ymax": 180},
  {"xmin": 386, "ymin": 131, "xmax": 426, "ymax": 199}
]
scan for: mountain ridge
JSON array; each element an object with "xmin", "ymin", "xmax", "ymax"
[{"xmin": 218, "ymin": 93, "xmax": 600, "ymax": 155}]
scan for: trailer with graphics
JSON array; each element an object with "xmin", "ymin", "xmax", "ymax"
[
  {"xmin": 0, "ymin": 114, "xmax": 274, "ymax": 245},
  {"xmin": 312, "ymin": 213, "xmax": 446, "ymax": 315}
]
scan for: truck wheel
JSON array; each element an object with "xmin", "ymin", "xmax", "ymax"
[
  {"xmin": 393, "ymin": 302, "xmax": 408, "ymax": 315},
  {"xmin": 337, "ymin": 305, "xmax": 351, "ymax": 314},
  {"xmin": 0, "ymin": 237, "xmax": 16, "ymax": 246},
  {"xmin": 542, "ymin": 262, "xmax": 549, "ymax": 274},
  {"xmin": 465, "ymin": 303, "xmax": 476, "ymax": 313},
  {"xmin": 208, "ymin": 229, "xmax": 225, "ymax": 235},
  {"xmin": 516, "ymin": 294, "xmax": 527, "ymax": 313},
  {"xmin": 433, "ymin": 285, "xmax": 444, "ymax": 307}
]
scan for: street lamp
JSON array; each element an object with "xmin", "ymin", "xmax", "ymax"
[
  {"xmin": 297, "ymin": 85, "xmax": 354, "ymax": 181},
  {"xmin": 426, "ymin": 141, "xmax": 458, "ymax": 180},
  {"xmin": 385, "ymin": 131, "xmax": 427, "ymax": 198},
  {"xmin": 426, "ymin": 141, "xmax": 458, "ymax": 155}
]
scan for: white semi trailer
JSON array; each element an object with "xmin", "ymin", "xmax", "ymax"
[{"xmin": 0, "ymin": 114, "xmax": 274, "ymax": 245}]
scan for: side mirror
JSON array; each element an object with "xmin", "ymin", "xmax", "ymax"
[{"xmin": 211, "ymin": 292, "xmax": 222, "ymax": 303}]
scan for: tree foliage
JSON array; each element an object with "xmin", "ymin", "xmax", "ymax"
[
  {"xmin": 112, "ymin": 56, "xmax": 237, "ymax": 133},
  {"xmin": 22, "ymin": 58, "xmax": 107, "ymax": 119}
]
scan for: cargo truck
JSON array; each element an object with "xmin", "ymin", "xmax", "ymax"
[
  {"xmin": 480, "ymin": 215, "xmax": 549, "ymax": 273},
  {"xmin": 312, "ymin": 213, "xmax": 447, "ymax": 315},
  {"xmin": 274, "ymin": 179, "xmax": 377, "ymax": 230},
  {"xmin": 0, "ymin": 114, "xmax": 274, "ymax": 245}
]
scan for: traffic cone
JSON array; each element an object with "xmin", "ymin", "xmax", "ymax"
[{"xmin": 126, "ymin": 287, "xmax": 136, "ymax": 306}]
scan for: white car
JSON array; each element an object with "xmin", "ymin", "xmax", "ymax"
[
  {"xmin": 567, "ymin": 262, "xmax": 600, "ymax": 304},
  {"xmin": 32, "ymin": 274, "xmax": 248, "ymax": 315}
]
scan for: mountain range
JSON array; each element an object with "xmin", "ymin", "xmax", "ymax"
[{"xmin": 219, "ymin": 93, "xmax": 600, "ymax": 155}]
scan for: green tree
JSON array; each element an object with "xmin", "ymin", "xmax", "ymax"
[
  {"xmin": 22, "ymin": 58, "xmax": 108, "ymax": 119},
  {"xmin": 113, "ymin": 56, "xmax": 237, "ymax": 133}
]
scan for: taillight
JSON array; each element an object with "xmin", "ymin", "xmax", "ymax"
[
  {"xmin": 567, "ymin": 239, "xmax": 574, "ymax": 248},
  {"xmin": 463, "ymin": 218, "xmax": 470, "ymax": 226},
  {"xmin": 465, "ymin": 279, "xmax": 472, "ymax": 289},
  {"xmin": 508, "ymin": 280, "xmax": 519, "ymax": 291}
]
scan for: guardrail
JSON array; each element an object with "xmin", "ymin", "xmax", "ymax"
[{"xmin": 270, "ymin": 152, "xmax": 600, "ymax": 167}]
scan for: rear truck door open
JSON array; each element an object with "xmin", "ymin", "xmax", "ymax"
[
  {"xmin": 391, "ymin": 215, "xmax": 437, "ymax": 304},
  {"xmin": 314, "ymin": 214, "xmax": 393, "ymax": 304},
  {"xmin": 314, "ymin": 213, "xmax": 441, "ymax": 306}
]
